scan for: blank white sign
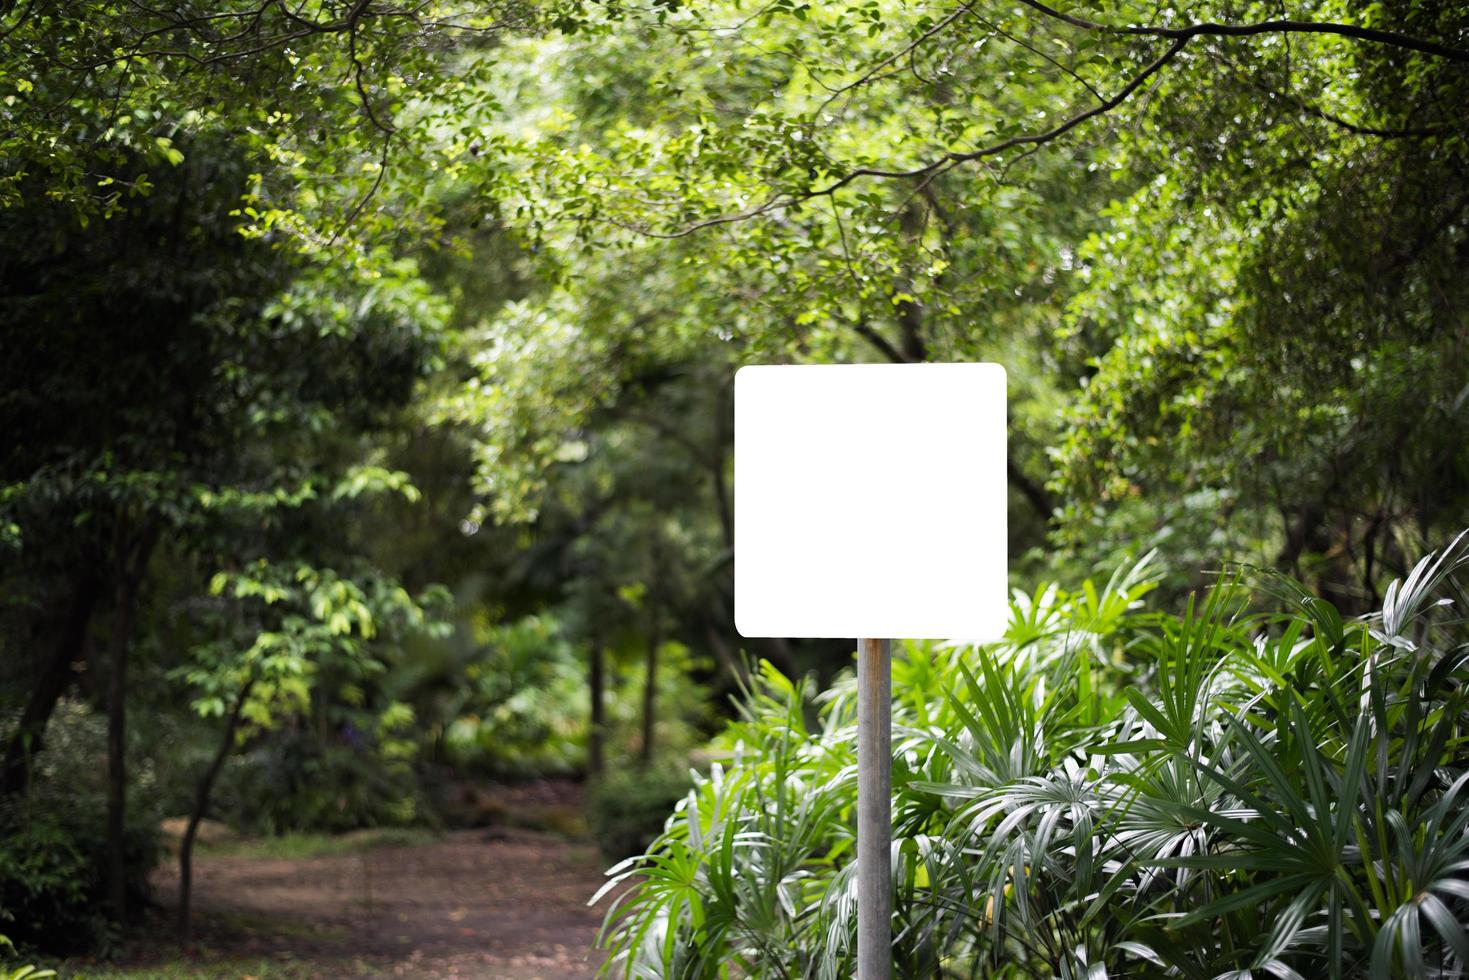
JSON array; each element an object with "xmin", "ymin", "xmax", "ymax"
[{"xmin": 734, "ymin": 363, "xmax": 1008, "ymax": 640}]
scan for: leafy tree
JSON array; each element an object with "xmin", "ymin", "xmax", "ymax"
[
  {"xmin": 0, "ymin": 111, "xmax": 447, "ymax": 930},
  {"xmin": 0, "ymin": 133, "xmax": 287, "ymax": 921},
  {"xmin": 1051, "ymin": 1, "xmax": 1469, "ymax": 605},
  {"xmin": 171, "ymin": 558, "xmax": 448, "ymax": 944}
]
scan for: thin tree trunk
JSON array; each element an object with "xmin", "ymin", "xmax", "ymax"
[
  {"xmin": 587, "ymin": 636, "xmax": 605, "ymax": 777},
  {"xmin": 178, "ymin": 678, "xmax": 254, "ymax": 947},
  {"xmin": 0, "ymin": 573, "xmax": 101, "ymax": 798},
  {"xmin": 639, "ymin": 615, "xmax": 661, "ymax": 767},
  {"xmin": 1006, "ymin": 457, "xmax": 1056, "ymax": 524},
  {"xmin": 703, "ymin": 620, "xmax": 744, "ymax": 683},
  {"xmin": 711, "ymin": 376, "xmax": 735, "ymax": 553},
  {"xmin": 106, "ymin": 575, "xmax": 140, "ymax": 923},
  {"xmin": 105, "ymin": 525, "xmax": 158, "ymax": 923}
]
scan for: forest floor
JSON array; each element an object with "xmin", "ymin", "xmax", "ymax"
[{"xmin": 61, "ymin": 785, "xmax": 615, "ymax": 980}]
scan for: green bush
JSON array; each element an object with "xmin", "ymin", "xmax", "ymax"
[
  {"xmin": 440, "ymin": 614, "xmax": 715, "ymax": 779},
  {"xmin": 0, "ymin": 701, "xmax": 159, "ymax": 955},
  {"xmin": 441, "ymin": 615, "xmax": 590, "ymax": 777},
  {"xmin": 215, "ymin": 725, "xmax": 423, "ymax": 836},
  {"xmin": 587, "ymin": 767, "xmax": 697, "ymax": 862},
  {"xmin": 597, "ymin": 537, "xmax": 1469, "ymax": 978}
]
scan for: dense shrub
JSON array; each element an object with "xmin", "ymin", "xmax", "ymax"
[
  {"xmin": 588, "ymin": 768, "xmax": 701, "ymax": 862},
  {"xmin": 215, "ymin": 722, "xmax": 423, "ymax": 837},
  {"xmin": 0, "ymin": 701, "xmax": 159, "ymax": 954},
  {"xmin": 441, "ymin": 615, "xmax": 714, "ymax": 779},
  {"xmin": 441, "ymin": 615, "xmax": 590, "ymax": 777},
  {"xmin": 597, "ymin": 537, "xmax": 1469, "ymax": 978}
]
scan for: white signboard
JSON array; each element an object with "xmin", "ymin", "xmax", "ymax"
[{"xmin": 734, "ymin": 363, "xmax": 1008, "ymax": 640}]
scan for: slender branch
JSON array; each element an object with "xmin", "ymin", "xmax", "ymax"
[
  {"xmin": 0, "ymin": 0, "xmax": 36, "ymax": 40},
  {"xmin": 1015, "ymin": 0, "xmax": 1469, "ymax": 63},
  {"xmin": 330, "ymin": 132, "xmax": 392, "ymax": 243},
  {"xmin": 818, "ymin": 36, "xmax": 1187, "ymax": 186},
  {"xmin": 975, "ymin": 12, "xmax": 1105, "ymax": 103},
  {"xmin": 177, "ymin": 674, "xmax": 257, "ymax": 946},
  {"xmin": 349, "ymin": 12, "xmax": 397, "ymax": 135},
  {"xmin": 816, "ymin": 0, "xmax": 979, "ymax": 116}
]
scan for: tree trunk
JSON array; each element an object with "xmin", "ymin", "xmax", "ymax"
[
  {"xmin": 0, "ymin": 573, "xmax": 101, "ymax": 798},
  {"xmin": 587, "ymin": 636, "xmax": 605, "ymax": 777},
  {"xmin": 710, "ymin": 376, "xmax": 735, "ymax": 553},
  {"xmin": 639, "ymin": 616, "xmax": 661, "ymax": 767},
  {"xmin": 105, "ymin": 524, "xmax": 158, "ymax": 923},
  {"xmin": 178, "ymin": 679, "xmax": 254, "ymax": 947},
  {"xmin": 703, "ymin": 620, "xmax": 745, "ymax": 683},
  {"xmin": 1006, "ymin": 457, "xmax": 1056, "ymax": 525},
  {"xmin": 106, "ymin": 574, "xmax": 140, "ymax": 923}
]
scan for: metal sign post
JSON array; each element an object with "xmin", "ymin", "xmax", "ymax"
[{"xmin": 856, "ymin": 637, "xmax": 892, "ymax": 980}]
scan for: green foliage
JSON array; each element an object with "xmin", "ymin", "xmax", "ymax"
[
  {"xmin": 214, "ymin": 728, "xmax": 423, "ymax": 837},
  {"xmin": 441, "ymin": 615, "xmax": 591, "ymax": 776},
  {"xmin": 1048, "ymin": 8, "xmax": 1469, "ymax": 593},
  {"xmin": 0, "ymin": 823, "xmax": 94, "ymax": 951},
  {"xmin": 4, "ymin": 968, "xmax": 56, "ymax": 980},
  {"xmin": 0, "ymin": 703, "xmax": 159, "ymax": 955},
  {"xmin": 452, "ymin": 0, "xmax": 1469, "ymax": 606},
  {"xmin": 0, "ymin": 1, "xmax": 518, "ymax": 254},
  {"xmin": 174, "ymin": 561, "xmax": 451, "ymax": 834},
  {"xmin": 597, "ymin": 536, "xmax": 1469, "ymax": 978},
  {"xmin": 439, "ymin": 614, "xmax": 715, "ymax": 777},
  {"xmin": 599, "ymin": 640, "xmax": 716, "ymax": 768},
  {"xmin": 588, "ymin": 768, "xmax": 703, "ymax": 863}
]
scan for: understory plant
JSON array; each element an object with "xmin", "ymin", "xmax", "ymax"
[{"xmin": 596, "ymin": 534, "xmax": 1469, "ymax": 978}]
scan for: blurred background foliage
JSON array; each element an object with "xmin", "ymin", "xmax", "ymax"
[{"xmin": 1, "ymin": 0, "xmax": 1466, "ymax": 971}]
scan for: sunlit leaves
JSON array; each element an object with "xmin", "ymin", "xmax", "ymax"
[{"xmin": 177, "ymin": 559, "xmax": 448, "ymax": 734}]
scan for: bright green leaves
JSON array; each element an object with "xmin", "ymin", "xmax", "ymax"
[
  {"xmin": 179, "ymin": 559, "xmax": 448, "ymax": 736},
  {"xmin": 153, "ymin": 136, "xmax": 185, "ymax": 167},
  {"xmin": 332, "ymin": 465, "xmax": 422, "ymax": 504}
]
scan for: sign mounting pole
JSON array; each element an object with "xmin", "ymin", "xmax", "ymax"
[{"xmin": 856, "ymin": 637, "xmax": 892, "ymax": 980}]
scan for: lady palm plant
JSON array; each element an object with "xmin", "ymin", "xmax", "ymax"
[{"xmin": 596, "ymin": 535, "xmax": 1469, "ymax": 978}]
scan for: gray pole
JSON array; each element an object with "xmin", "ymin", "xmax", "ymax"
[{"xmin": 856, "ymin": 637, "xmax": 892, "ymax": 980}]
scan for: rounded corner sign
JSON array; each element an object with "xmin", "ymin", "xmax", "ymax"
[{"xmin": 734, "ymin": 363, "xmax": 1008, "ymax": 642}]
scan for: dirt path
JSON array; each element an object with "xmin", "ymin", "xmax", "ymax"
[{"xmin": 150, "ymin": 828, "xmax": 614, "ymax": 979}]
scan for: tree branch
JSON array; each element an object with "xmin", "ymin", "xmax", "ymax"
[
  {"xmin": 849, "ymin": 317, "xmax": 910, "ymax": 363},
  {"xmin": 1016, "ymin": 0, "xmax": 1469, "ymax": 63}
]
